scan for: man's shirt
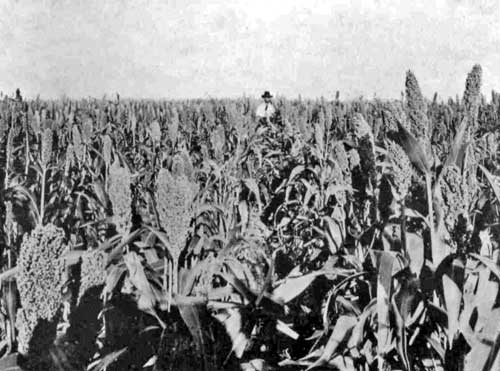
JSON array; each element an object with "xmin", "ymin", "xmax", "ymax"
[{"xmin": 256, "ymin": 102, "xmax": 276, "ymax": 119}]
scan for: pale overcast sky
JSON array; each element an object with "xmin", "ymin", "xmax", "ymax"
[{"xmin": 0, "ymin": 0, "xmax": 499, "ymax": 99}]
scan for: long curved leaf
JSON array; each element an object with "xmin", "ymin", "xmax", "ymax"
[
  {"xmin": 377, "ymin": 252, "xmax": 395, "ymax": 358},
  {"xmin": 395, "ymin": 120, "xmax": 430, "ymax": 174},
  {"xmin": 479, "ymin": 165, "xmax": 500, "ymax": 206},
  {"xmin": 87, "ymin": 347, "xmax": 128, "ymax": 371},
  {"xmin": 176, "ymin": 294, "xmax": 213, "ymax": 370},
  {"xmin": 406, "ymin": 232, "xmax": 424, "ymax": 276},
  {"xmin": 307, "ymin": 315, "xmax": 357, "ymax": 370},
  {"xmin": 272, "ymin": 270, "xmax": 324, "ymax": 304},
  {"xmin": 470, "ymin": 253, "xmax": 500, "ymax": 282},
  {"xmin": 482, "ymin": 332, "xmax": 500, "ymax": 371},
  {"xmin": 11, "ymin": 184, "xmax": 40, "ymax": 224},
  {"xmin": 441, "ymin": 257, "xmax": 465, "ymax": 347},
  {"xmin": 123, "ymin": 252, "xmax": 156, "ymax": 309},
  {"xmin": 443, "ymin": 116, "xmax": 468, "ymax": 169}
]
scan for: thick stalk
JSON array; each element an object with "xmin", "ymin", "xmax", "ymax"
[
  {"xmin": 24, "ymin": 130, "xmax": 29, "ymax": 176},
  {"xmin": 132, "ymin": 126, "xmax": 136, "ymax": 149},
  {"xmin": 163, "ymin": 256, "xmax": 169, "ymax": 312},
  {"xmin": 5, "ymin": 135, "xmax": 10, "ymax": 190},
  {"xmin": 5, "ymin": 251, "xmax": 14, "ymax": 353},
  {"xmin": 173, "ymin": 258, "xmax": 178, "ymax": 295},
  {"xmin": 163, "ymin": 257, "xmax": 167, "ymax": 293},
  {"xmin": 425, "ymin": 173, "xmax": 440, "ymax": 266},
  {"xmin": 40, "ymin": 167, "xmax": 46, "ymax": 225},
  {"xmin": 168, "ymin": 259, "xmax": 173, "ymax": 312},
  {"xmin": 401, "ymin": 201, "xmax": 407, "ymax": 254}
]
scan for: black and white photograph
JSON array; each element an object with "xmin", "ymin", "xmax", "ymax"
[{"xmin": 0, "ymin": 0, "xmax": 499, "ymax": 370}]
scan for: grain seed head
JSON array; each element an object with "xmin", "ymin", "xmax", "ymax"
[
  {"xmin": 463, "ymin": 64, "xmax": 482, "ymax": 128},
  {"xmin": 439, "ymin": 165, "xmax": 477, "ymax": 232},
  {"xmin": 72, "ymin": 125, "xmax": 84, "ymax": 162},
  {"xmin": 168, "ymin": 107, "xmax": 179, "ymax": 144},
  {"xmin": 41, "ymin": 127, "xmax": 53, "ymax": 168},
  {"xmin": 82, "ymin": 117, "xmax": 93, "ymax": 144},
  {"xmin": 211, "ymin": 124, "xmax": 225, "ymax": 162},
  {"xmin": 108, "ymin": 161, "xmax": 133, "ymax": 235},
  {"xmin": 405, "ymin": 70, "xmax": 429, "ymax": 141},
  {"xmin": 387, "ymin": 140, "xmax": 413, "ymax": 200},
  {"xmin": 155, "ymin": 168, "xmax": 199, "ymax": 260},
  {"xmin": 78, "ymin": 250, "xmax": 107, "ymax": 304},
  {"xmin": 16, "ymin": 223, "xmax": 66, "ymax": 354},
  {"xmin": 150, "ymin": 120, "xmax": 162, "ymax": 143},
  {"xmin": 102, "ymin": 134, "xmax": 112, "ymax": 168}
]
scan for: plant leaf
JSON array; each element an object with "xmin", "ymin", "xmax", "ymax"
[
  {"xmin": 479, "ymin": 165, "xmax": 500, "ymax": 206},
  {"xmin": 147, "ymin": 227, "xmax": 177, "ymax": 260},
  {"xmin": 347, "ymin": 299, "xmax": 376, "ymax": 349},
  {"xmin": 103, "ymin": 264, "xmax": 126, "ymax": 297},
  {"xmin": 443, "ymin": 116, "xmax": 468, "ymax": 169},
  {"xmin": 287, "ymin": 165, "xmax": 305, "ymax": 184},
  {"xmin": 470, "ymin": 253, "xmax": 500, "ymax": 283},
  {"xmin": 394, "ymin": 120, "xmax": 430, "ymax": 174},
  {"xmin": 212, "ymin": 306, "xmax": 249, "ymax": 359},
  {"xmin": 87, "ymin": 347, "xmax": 128, "ymax": 371},
  {"xmin": 377, "ymin": 252, "xmax": 395, "ymax": 356},
  {"xmin": 406, "ymin": 232, "xmax": 424, "ymax": 276},
  {"xmin": 481, "ymin": 332, "xmax": 500, "ymax": 371},
  {"xmin": 142, "ymin": 355, "xmax": 157, "ymax": 368},
  {"xmin": 176, "ymin": 294, "xmax": 212, "ymax": 370},
  {"xmin": 276, "ymin": 320, "xmax": 299, "ymax": 340},
  {"xmin": 123, "ymin": 252, "xmax": 157, "ymax": 311},
  {"xmin": 392, "ymin": 297, "xmax": 411, "ymax": 371},
  {"xmin": 243, "ymin": 178, "xmax": 262, "ymax": 211},
  {"xmin": 308, "ymin": 315, "xmax": 357, "ymax": 370},
  {"xmin": 441, "ymin": 256, "xmax": 465, "ymax": 347},
  {"xmin": 272, "ymin": 270, "xmax": 323, "ymax": 304}
]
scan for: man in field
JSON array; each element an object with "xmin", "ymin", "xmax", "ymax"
[
  {"xmin": 256, "ymin": 91, "xmax": 276, "ymax": 124},
  {"xmin": 15, "ymin": 89, "xmax": 22, "ymax": 102}
]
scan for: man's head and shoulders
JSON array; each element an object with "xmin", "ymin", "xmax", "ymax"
[{"xmin": 256, "ymin": 91, "xmax": 276, "ymax": 119}]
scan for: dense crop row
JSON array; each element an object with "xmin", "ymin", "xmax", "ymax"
[{"xmin": 0, "ymin": 65, "xmax": 499, "ymax": 370}]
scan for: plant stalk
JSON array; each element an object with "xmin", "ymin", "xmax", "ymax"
[
  {"xmin": 401, "ymin": 201, "xmax": 407, "ymax": 255},
  {"xmin": 425, "ymin": 173, "xmax": 440, "ymax": 267},
  {"xmin": 40, "ymin": 167, "xmax": 46, "ymax": 225},
  {"xmin": 173, "ymin": 258, "xmax": 178, "ymax": 295},
  {"xmin": 24, "ymin": 128, "xmax": 29, "ymax": 176}
]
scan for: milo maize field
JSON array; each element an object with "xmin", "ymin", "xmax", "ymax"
[{"xmin": 1, "ymin": 65, "xmax": 500, "ymax": 371}]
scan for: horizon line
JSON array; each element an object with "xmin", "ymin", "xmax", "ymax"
[{"xmin": 1, "ymin": 90, "xmax": 491, "ymax": 103}]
